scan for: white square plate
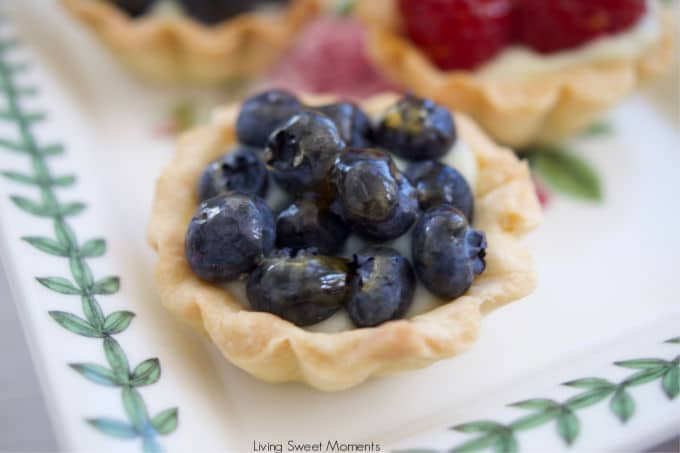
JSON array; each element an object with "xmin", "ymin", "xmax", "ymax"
[{"xmin": 1, "ymin": 2, "xmax": 679, "ymax": 452}]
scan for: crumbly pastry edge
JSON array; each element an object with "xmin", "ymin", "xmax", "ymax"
[
  {"xmin": 147, "ymin": 93, "xmax": 543, "ymax": 391},
  {"xmin": 357, "ymin": 0, "xmax": 676, "ymax": 148},
  {"xmin": 60, "ymin": 0, "xmax": 321, "ymax": 84}
]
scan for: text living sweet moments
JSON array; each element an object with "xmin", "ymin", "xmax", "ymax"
[{"xmin": 253, "ymin": 440, "xmax": 382, "ymax": 453}]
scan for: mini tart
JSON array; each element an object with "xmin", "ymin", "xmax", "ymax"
[
  {"xmin": 147, "ymin": 93, "xmax": 542, "ymax": 391},
  {"xmin": 356, "ymin": 0, "xmax": 676, "ymax": 148},
  {"xmin": 61, "ymin": 0, "xmax": 320, "ymax": 84}
]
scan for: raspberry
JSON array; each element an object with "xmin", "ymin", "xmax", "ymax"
[
  {"xmin": 517, "ymin": 0, "xmax": 647, "ymax": 54},
  {"xmin": 399, "ymin": 0, "xmax": 514, "ymax": 70},
  {"xmin": 262, "ymin": 17, "xmax": 396, "ymax": 100}
]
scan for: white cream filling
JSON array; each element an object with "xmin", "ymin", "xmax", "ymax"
[
  {"xmin": 225, "ymin": 139, "xmax": 479, "ymax": 333},
  {"xmin": 477, "ymin": 0, "xmax": 662, "ymax": 80},
  {"xmin": 148, "ymin": 0, "xmax": 183, "ymax": 18}
]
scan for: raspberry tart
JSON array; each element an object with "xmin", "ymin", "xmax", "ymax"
[
  {"xmin": 358, "ymin": 0, "xmax": 675, "ymax": 147},
  {"xmin": 61, "ymin": 0, "xmax": 320, "ymax": 84},
  {"xmin": 148, "ymin": 90, "xmax": 542, "ymax": 391}
]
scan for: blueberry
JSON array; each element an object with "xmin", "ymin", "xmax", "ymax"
[
  {"xmin": 347, "ymin": 247, "xmax": 415, "ymax": 327},
  {"xmin": 374, "ymin": 95, "xmax": 456, "ymax": 161},
  {"xmin": 236, "ymin": 90, "xmax": 303, "ymax": 147},
  {"xmin": 177, "ymin": 0, "xmax": 269, "ymax": 25},
  {"xmin": 246, "ymin": 249, "xmax": 349, "ymax": 326},
  {"xmin": 405, "ymin": 160, "xmax": 473, "ymax": 220},
  {"xmin": 197, "ymin": 147, "xmax": 268, "ymax": 202},
  {"xmin": 276, "ymin": 195, "xmax": 350, "ymax": 255},
  {"xmin": 332, "ymin": 149, "xmax": 418, "ymax": 241},
  {"xmin": 315, "ymin": 102, "xmax": 373, "ymax": 148},
  {"xmin": 411, "ymin": 205, "xmax": 487, "ymax": 300},
  {"xmin": 185, "ymin": 193, "xmax": 275, "ymax": 282},
  {"xmin": 111, "ymin": 0, "xmax": 156, "ymax": 17},
  {"xmin": 265, "ymin": 111, "xmax": 346, "ymax": 194}
]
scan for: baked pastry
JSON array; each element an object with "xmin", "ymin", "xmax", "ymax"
[
  {"xmin": 358, "ymin": 0, "xmax": 675, "ymax": 147},
  {"xmin": 61, "ymin": 0, "xmax": 321, "ymax": 84},
  {"xmin": 147, "ymin": 91, "xmax": 542, "ymax": 391}
]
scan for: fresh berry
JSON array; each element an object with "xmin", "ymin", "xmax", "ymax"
[
  {"xmin": 197, "ymin": 147, "xmax": 268, "ymax": 202},
  {"xmin": 346, "ymin": 247, "xmax": 415, "ymax": 327},
  {"xmin": 185, "ymin": 193, "xmax": 275, "ymax": 282},
  {"xmin": 315, "ymin": 102, "xmax": 373, "ymax": 148},
  {"xmin": 178, "ymin": 0, "xmax": 282, "ymax": 25},
  {"xmin": 263, "ymin": 17, "xmax": 397, "ymax": 101},
  {"xmin": 405, "ymin": 160, "xmax": 474, "ymax": 220},
  {"xmin": 517, "ymin": 0, "xmax": 647, "ymax": 54},
  {"xmin": 111, "ymin": 0, "xmax": 156, "ymax": 17},
  {"xmin": 399, "ymin": 0, "xmax": 514, "ymax": 70},
  {"xmin": 276, "ymin": 195, "xmax": 350, "ymax": 255},
  {"xmin": 332, "ymin": 149, "xmax": 418, "ymax": 241},
  {"xmin": 374, "ymin": 96, "xmax": 456, "ymax": 161},
  {"xmin": 236, "ymin": 90, "xmax": 303, "ymax": 148},
  {"xmin": 264, "ymin": 110, "xmax": 346, "ymax": 194},
  {"xmin": 412, "ymin": 205, "xmax": 487, "ymax": 300},
  {"xmin": 246, "ymin": 249, "xmax": 349, "ymax": 326}
]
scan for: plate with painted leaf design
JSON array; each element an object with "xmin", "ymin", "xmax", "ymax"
[{"xmin": 1, "ymin": 1, "xmax": 679, "ymax": 453}]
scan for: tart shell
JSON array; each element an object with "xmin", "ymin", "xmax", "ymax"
[
  {"xmin": 60, "ymin": 0, "xmax": 321, "ymax": 84},
  {"xmin": 357, "ymin": 0, "xmax": 676, "ymax": 148},
  {"xmin": 147, "ymin": 93, "xmax": 542, "ymax": 391}
]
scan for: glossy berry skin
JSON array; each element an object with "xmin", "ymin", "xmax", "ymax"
[
  {"xmin": 412, "ymin": 205, "xmax": 487, "ymax": 300},
  {"xmin": 236, "ymin": 90, "xmax": 303, "ymax": 148},
  {"xmin": 374, "ymin": 96, "xmax": 456, "ymax": 161},
  {"xmin": 399, "ymin": 0, "xmax": 513, "ymax": 70},
  {"xmin": 276, "ymin": 195, "xmax": 350, "ymax": 255},
  {"xmin": 185, "ymin": 193, "xmax": 275, "ymax": 282},
  {"xmin": 517, "ymin": 0, "xmax": 646, "ymax": 54},
  {"xmin": 347, "ymin": 247, "xmax": 415, "ymax": 328},
  {"xmin": 405, "ymin": 160, "xmax": 474, "ymax": 221},
  {"xmin": 246, "ymin": 249, "xmax": 349, "ymax": 326},
  {"xmin": 315, "ymin": 102, "xmax": 373, "ymax": 148},
  {"xmin": 332, "ymin": 149, "xmax": 418, "ymax": 241},
  {"xmin": 265, "ymin": 111, "xmax": 346, "ymax": 194},
  {"xmin": 197, "ymin": 147, "xmax": 268, "ymax": 202},
  {"xmin": 112, "ymin": 0, "xmax": 156, "ymax": 17}
]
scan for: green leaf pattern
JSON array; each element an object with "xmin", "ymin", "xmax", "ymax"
[
  {"xmin": 151, "ymin": 409, "xmax": 178, "ymax": 435},
  {"xmin": 87, "ymin": 418, "xmax": 138, "ymax": 439},
  {"xmin": 69, "ymin": 363, "xmax": 120, "ymax": 386},
  {"xmin": 103, "ymin": 311, "xmax": 135, "ymax": 334},
  {"xmin": 0, "ymin": 26, "xmax": 177, "ymax": 451},
  {"xmin": 123, "ymin": 387, "xmax": 150, "ymax": 433},
  {"xmin": 48, "ymin": 311, "xmax": 103, "ymax": 338},
  {"xmin": 525, "ymin": 148, "xmax": 603, "ymax": 202},
  {"xmin": 555, "ymin": 410, "xmax": 579, "ymax": 445},
  {"xmin": 131, "ymin": 359, "xmax": 161, "ymax": 386},
  {"xmin": 610, "ymin": 389, "xmax": 635, "ymax": 423},
  {"xmin": 421, "ymin": 338, "xmax": 680, "ymax": 452},
  {"xmin": 22, "ymin": 235, "xmax": 69, "ymax": 256},
  {"xmin": 662, "ymin": 365, "xmax": 680, "ymax": 399}
]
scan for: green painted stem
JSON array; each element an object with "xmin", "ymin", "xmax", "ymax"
[{"xmin": 0, "ymin": 29, "xmax": 177, "ymax": 452}]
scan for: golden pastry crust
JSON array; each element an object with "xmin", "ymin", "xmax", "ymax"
[
  {"xmin": 60, "ymin": 0, "xmax": 321, "ymax": 84},
  {"xmin": 147, "ymin": 93, "xmax": 542, "ymax": 391},
  {"xmin": 358, "ymin": 0, "xmax": 676, "ymax": 148}
]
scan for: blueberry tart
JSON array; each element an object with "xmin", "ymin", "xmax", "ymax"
[
  {"xmin": 148, "ymin": 91, "xmax": 542, "ymax": 391},
  {"xmin": 357, "ymin": 0, "xmax": 675, "ymax": 147},
  {"xmin": 61, "ymin": 0, "xmax": 320, "ymax": 84}
]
